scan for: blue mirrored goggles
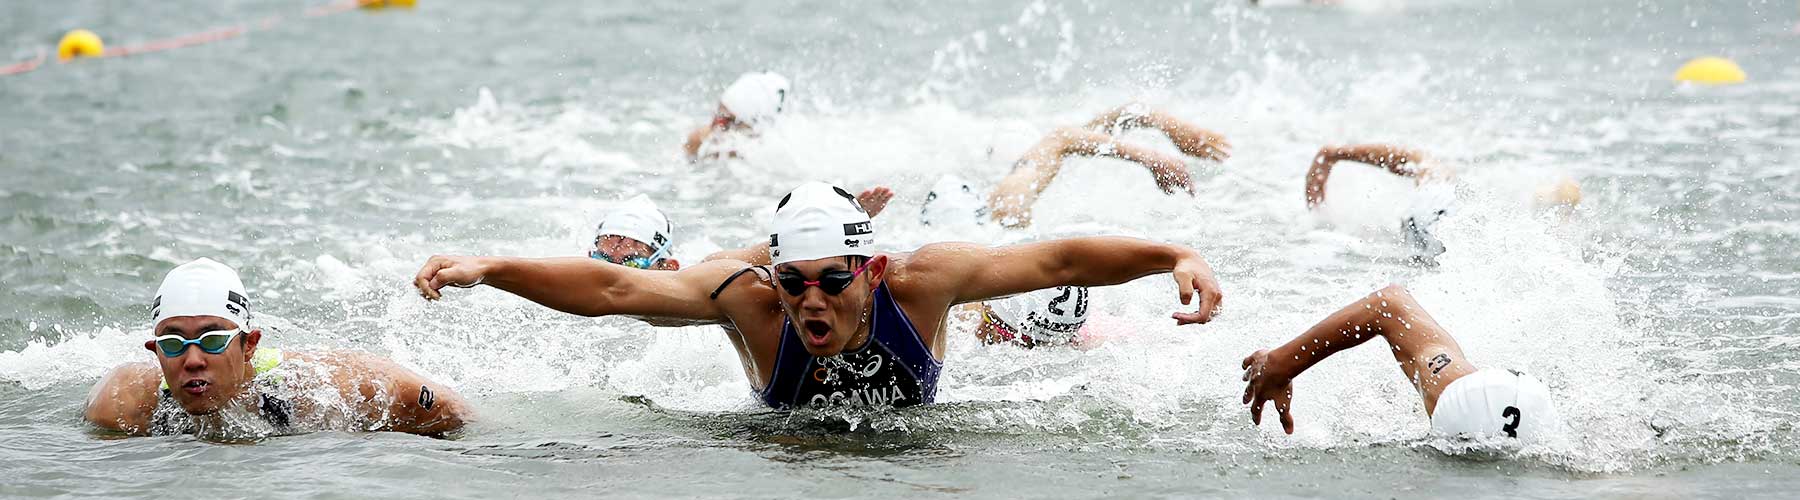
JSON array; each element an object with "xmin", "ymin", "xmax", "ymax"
[
  {"xmin": 589, "ymin": 243, "xmax": 669, "ymax": 270},
  {"xmin": 151, "ymin": 330, "xmax": 241, "ymax": 357}
]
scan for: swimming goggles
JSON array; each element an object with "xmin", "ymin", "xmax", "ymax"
[
  {"xmin": 980, "ymin": 307, "xmax": 1023, "ymax": 344},
  {"xmin": 776, "ymin": 259, "xmax": 871, "ymax": 296},
  {"xmin": 152, "ymin": 330, "xmax": 241, "ymax": 357},
  {"xmin": 590, "ymin": 244, "xmax": 669, "ymax": 270}
]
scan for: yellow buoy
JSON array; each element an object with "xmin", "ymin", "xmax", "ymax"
[
  {"xmin": 360, "ymin": 0, "xmax": 416, "ymax": 10},
  {"xmin": 56, "ymin": 29, "xmax": 105, "ymax": 62},
  {"xmin": 1673, "ymin": 57, "xmax": 1746, "ymax": 85}
]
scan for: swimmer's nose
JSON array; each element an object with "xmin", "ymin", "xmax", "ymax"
[
  {"xmin": 180, "ymin": 349, "xmax": 209, "ymax": 371},
  {"xmin": 798, "ymin": 287, "xmax": 830, "ymax": 314}
]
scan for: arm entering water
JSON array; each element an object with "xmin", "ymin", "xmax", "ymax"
[
  {"xmin": 1239, "ymin": 284, "xmax": 1476, "ymax": 434},
  {"xmin": 1304, "ymin": 143, "xmax": 1444, "ymax": 209},
  {"xmin": 988, "ymin": 105, "xmax": 1231, "ymax": 228}
]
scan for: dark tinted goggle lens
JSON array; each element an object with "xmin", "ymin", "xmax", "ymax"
[{"xmin": 776, "ymin": 271, "xmax": 857, "ymax": 296}]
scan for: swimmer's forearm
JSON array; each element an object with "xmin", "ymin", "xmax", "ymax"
[
  {"xmin": 1325, "ymin": 144, "xmax": 1426, "ymax": 177},
  {"xmin": 1050, "ymin": 237, "xmax": 1197, "ymax": 286},
  {"xmin": 480, "ymin": 257, "xmax": 631, "ymax": 317},
  {"xmin": 1269, "ymin": 293, "xmax": 1387, "ymax": 379},
  {"xmin": 1304, "ymin": 148, "xmax": 1336, "ymax": 208}
]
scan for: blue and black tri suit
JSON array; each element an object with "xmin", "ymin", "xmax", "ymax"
[{"xmin": 754, "ymin": 282, "xmax": 943, "ymax": 409}]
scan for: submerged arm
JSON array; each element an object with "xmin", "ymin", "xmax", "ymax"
[{"xmin": 333, "ymin": 354, "xmax": 472, "ymax": 436}]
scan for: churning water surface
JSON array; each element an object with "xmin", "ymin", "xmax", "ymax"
[{"xmin": 2, "ymin": 0, "xmax": 1797, "ymax": 497}]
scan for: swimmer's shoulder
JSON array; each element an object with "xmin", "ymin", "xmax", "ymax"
[
  {"xmin": 84, "ymin": 362, "xmax": 162, "ymax": 434},
  {"xmin": 696, "ymin": 259, "xmax": 780, "ymax": 317}
]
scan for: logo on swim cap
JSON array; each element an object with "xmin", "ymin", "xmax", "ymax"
[
  {"xmin": 152, "ymin": 258, "xmax": 252, "ymax": 329},
  {"xmin": 769, "ymin": 181, "xmax": 875, "ymax": 265},
  {"xmin": 596, "ymin": 194, "xmax": 674, "ymax": 253}
]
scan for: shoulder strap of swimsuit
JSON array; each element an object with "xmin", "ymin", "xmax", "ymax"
[{"xmin": 709, "ymin": 266, "xmax": 770, "ymax": 300}]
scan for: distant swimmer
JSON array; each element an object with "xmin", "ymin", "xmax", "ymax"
[
  {"xmin": 684, "ymin": 71, "xmax": 790, "ymax": 163},
  {"xmin": 415, "ymin": 181, "xmax": 1224, "ymax": 409},
  {"xmin": 1239, "ymin": 285, "xmax": 1561, "ymax": 440},
  {"xmin": 589, "ymin": 195, "xmax": 680, "ymax": 270},
  {"xmin": 1303, "ymin": 143, "xmax": 1582, "ymax": 264},
  {"xmin": 922, "ymin": 103, "xmax": 1232, "ymax": 229},
  {"xmin": 84, "ymin": 259, "xmax": 470, "ymax": 438}
]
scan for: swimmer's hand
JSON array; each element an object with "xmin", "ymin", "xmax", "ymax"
[
  {"xmin": 413, "ymin": 255, "xmax": 490, "ymax": 300},
  {"xmin": 856, "ymin": 186, "xmax": 894, "ymax": 218},
  {"xmin": 1169, "ymin": 255, "xmax": 1223, "ymax": 324},
  {"xmin": 1188, "ymin": 129, "xmax": 1232, "ymax": 164},
  {"xmin": 1148, "ymin": 159, "xmax": 1197, "ymax": 196},
  {"xmin": 1241, "ymin": 349, "xmax": 1296, "ymax": 434}
]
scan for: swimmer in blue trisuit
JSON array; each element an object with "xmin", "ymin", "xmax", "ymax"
[
  {"xmin": 1240, "ymin": 285, "xmax": 1562, "ymax": 440},
  {"xmin": 684, "ymin": 71, "xmax": 790, "ymax": 163},
  {"xmin": 922, "ymin": 103, "xmax": 1233, "ymax": 229},
  {"xmin": 84, "ymin": 259, "xmax": 471, "ymax": 437},
  {"xmin": 414, "ymin": 181, "xmax": 1224, "ymax": 409},
  {"xmin": 1303, "ymin": 143, "xmax": 1583, "ymax": 264}
]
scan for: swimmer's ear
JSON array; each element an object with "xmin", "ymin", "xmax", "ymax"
[
  {"xmin": 865, "ymin": 255, "xmax": 889, "ymax": 288},
  {"xmin": 657, "ymin": 258, "xmax": 681, "ymax": 271},
  {"xmin": 241, "ymin": 329, "xmax": 262, "ymax": 354}
]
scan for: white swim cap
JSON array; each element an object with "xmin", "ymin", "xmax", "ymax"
[
  {"xmin": 596, "ymin": 194, "xmax": 673, "ymax": 252},
  {"xmin": 151, "ymin": 258, "xmax": 251, "ymax": 329},
  {"xmin": 920, "ymin": 174, "xmax": 987, "ymax": 226},
  {"xmin": 989, "ymin": 286, "xmax": 1090, "ymax": 345},
  {"xmin": 769, "ymin": 181, "xmax": 874, "ymax": 265},
  {"xmin": 1430, "ymin": 369, "xmax": 1562, "ymax": 442},
  {"xmin": 719, "ymin": 71, "xmax": 791, "ymax": 127}
]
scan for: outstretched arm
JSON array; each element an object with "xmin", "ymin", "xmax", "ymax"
[
  {"xmin": 1304, "ymin": 144, "xmax": 1435, "ymax": 208},
  {"xmin": 413, "ymin": 255, "xmax": 747, "ymax": 324},
  {"xmin": 906, "ymin": 237, "xmax": 1223, "ymax": 324},
  {"xmin": 987, "ymin": 128, "xmax": 1196, "ymax": 227},
  {"xmin": 1240, "ymin": 284, "xmax": 1475, "ymax": 434},
  {"xmin": 1085, "ymin": 103, "xmax": 1232, "ymax": 162}
]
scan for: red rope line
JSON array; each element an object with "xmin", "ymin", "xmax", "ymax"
[{"xmin": 1, "ymin": 0, "xmax": 378, "ymax": 77}]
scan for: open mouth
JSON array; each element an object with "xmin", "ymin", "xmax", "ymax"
[
  {"xmin": 802, "ymin": 320, "xmax": 832, "ymax": 346},
  {"xmin": 182, "ymin": 379, "xmax": 211, "ymax": 395}
]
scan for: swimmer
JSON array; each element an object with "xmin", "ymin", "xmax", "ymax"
[
  {"xmin": 589, "ymin": 195, "xmax": 680, "ymax": 270},
  {"xmin": 415, "ymin": 181, "xmax": 1224, "ymax": 409},
  {"xmin": 1240, "ymin": 285, "xmax": 1561, "ymax": 440},
  {"xmin": 706, "ymin": 190, "xmax": 1089, "ymax": 349},
  {"xmin": 1303, "ymin": 143, "xmax": 1582, "ymax": 264},
  {"xmin": 84, "ymin": 259, "xmax": 470, "ymax": 437},
  {"xmin": 923, "ymin": 103, "xmax": 1231, "ymax": 228},
  {"xmin": 684, "ymin": 71, "xmax": 790, "ymax": 163}
]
